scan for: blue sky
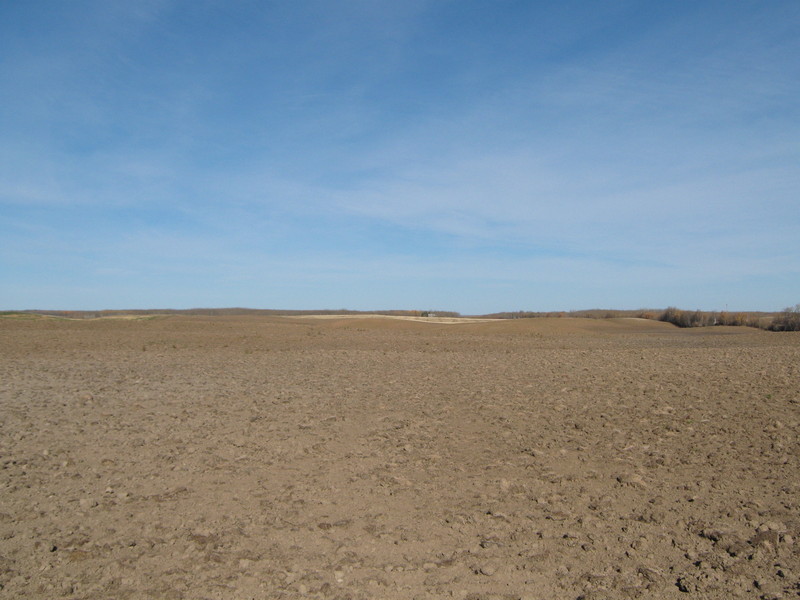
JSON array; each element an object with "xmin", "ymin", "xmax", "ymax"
[{"xmin": 1, "ymin": 1, "xmax": 798, "ymax": 314}]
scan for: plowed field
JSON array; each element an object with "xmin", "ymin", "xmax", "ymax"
[{"xmin": 1, "ymin": 315, "xmax": 798, "ymax": 599}]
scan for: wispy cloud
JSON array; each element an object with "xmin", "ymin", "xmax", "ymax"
[{"xmin": 1, "ymin": 1, "xmax": 797, "ymax": 312}]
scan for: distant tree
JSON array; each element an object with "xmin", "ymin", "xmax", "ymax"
[{"xmin": 770, "ymin": 304, "xmax": 800, "ymax": 331}]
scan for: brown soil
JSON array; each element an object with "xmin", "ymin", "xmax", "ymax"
[{"xmin": 1, "ymin": 315, "xmax": 798, "ymax": 599}]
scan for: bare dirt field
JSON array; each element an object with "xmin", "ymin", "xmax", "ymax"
[{"xmin": 1, "ymin": 315, "xmax": 798, "ymax": 599}]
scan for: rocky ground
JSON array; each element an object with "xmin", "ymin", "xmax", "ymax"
[{"xmin": 1, "ymin": 314, "xmax": 798, "ymax": 599}]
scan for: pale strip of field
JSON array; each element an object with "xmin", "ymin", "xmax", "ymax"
[
  {"xmin": 0, "ymin": 313, "xmax": 157, "ymax": 321},
  {"xmin": 292, "ymin": 314, "xmax": 498, "ymax": 324}
]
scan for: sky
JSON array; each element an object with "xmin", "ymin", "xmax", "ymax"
[{"xmin": 1, "ymin": 1, "xmax": 798, "ymax": 314}]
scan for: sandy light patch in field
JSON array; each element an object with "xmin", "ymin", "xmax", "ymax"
[
  {"xmin": 1, "ymin": 315, "xmax": 798, "ymax": 599},
  {"xmin": 295, "ymin": 314, "xmax": 499, "ymax": 324}
]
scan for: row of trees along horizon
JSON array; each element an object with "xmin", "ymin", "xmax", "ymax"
[{"xmin": 487, "ymin": 306, "xmax": 799, "ymax": 331}]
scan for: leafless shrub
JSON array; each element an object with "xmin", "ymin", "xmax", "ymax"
[
  {"xmin": 769, "ymin": 304, "xmax": 800, "ymax": 331},
  {"xmin": 660, "ymin": 307, "xmax": 766, "ymax": 328},
  {"xmin": 660, "ymin": 308, "xmax": 714, "ymax": 328}
]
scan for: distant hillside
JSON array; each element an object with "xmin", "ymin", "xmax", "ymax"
[
  {"xmin": 6, "ymin": 306, "xmax": 794, "ymax": 330},
  {"xmin": 10, "ymin": 308, "xmax": 462, "ymax": 319}
]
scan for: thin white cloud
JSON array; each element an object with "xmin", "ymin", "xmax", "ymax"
[{"xmin": 1, "ymin": 2, "xmax": 797, "ymax": 311}]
